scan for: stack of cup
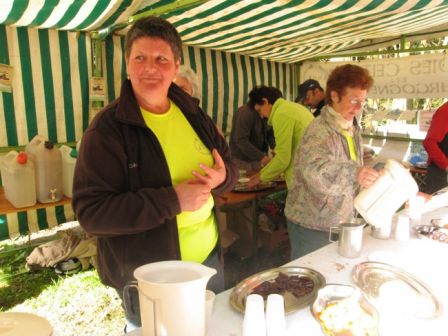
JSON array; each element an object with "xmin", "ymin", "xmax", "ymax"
[
  {"xmin": 408, "ymin": 195, "xmax": 425, "ymax": 227},
  {"xmin": 243, "ymin": 294, "xmax": 266, "ymax": 336},
  {"xmin": 394, "ymin": 214, "xmax": 411, "ymax": 241},
  {"xmin": 242, "ymin": 293, "xmax": 286, "ymax": 336},
  {"xmin": 266, "ymin": 294, "xmax": 286, "ymax": 336}
]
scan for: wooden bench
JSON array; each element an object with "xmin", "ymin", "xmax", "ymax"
[{"xmin": 0, "ymin": 187, "xmax": 74, "ymax": 241}]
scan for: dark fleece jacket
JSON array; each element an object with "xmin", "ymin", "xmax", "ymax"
[{"xmin": 72, "ymin": 80, "xmax": 237, "ymax": 289}]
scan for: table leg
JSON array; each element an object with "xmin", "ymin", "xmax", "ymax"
[{"xmin": 252, "ymin": 198, "xmax": 259, "ymax": 264}]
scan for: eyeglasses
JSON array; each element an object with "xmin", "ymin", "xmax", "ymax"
[{"xmin": 349, "ymin": 98, "xmax": 367, "ymax": 107}]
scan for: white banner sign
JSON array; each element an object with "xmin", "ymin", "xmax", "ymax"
[{"xmin": 300, "ymin": 54, "xmax": 448, "ymax": 99}]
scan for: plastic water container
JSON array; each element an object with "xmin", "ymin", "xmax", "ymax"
[
  {"xmin": 0, "ymin": 151, "xmax": 37, "ymax": 208},
  {"xmin": 60, "ymin": 145, "xmax": 77, "ymax": 198},
  {"xmin": 25, "ymin": 135, "xmax": 63, "ymax": 203}
]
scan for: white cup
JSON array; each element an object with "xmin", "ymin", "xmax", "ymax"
[
  {"xmin": 243, "ymin": 294, "xmax": 266, "ymax": 336},
  {"xmin": 408, "ymin": 195, "xmax": 425, "ymax": 227},
  {"xmin": 394, "ymin": 214, "xmax": 410, "ymax": 241},
  {"xmin": 205, "ymin": 290, "xmax": 215, "ymax": 321},
  {"xmin": 371, "ymin": 215, "xmax": 392, "ymax": 239},
  {"xmin": 265, "ymin": 294, "xmax": 286, "ymax": 336}
]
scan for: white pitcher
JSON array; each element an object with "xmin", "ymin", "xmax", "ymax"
[
  {"xmin": 354, "ymin": 159, "xmax": 418, "ymax": 229},
  {"xmin": 125, "ymin": 260, "xmax": 216, "ymax": 336}
]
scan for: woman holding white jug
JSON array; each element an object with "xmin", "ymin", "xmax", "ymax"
[{"xmin": 285, "ymin": 64, "xmax": 379, "ymax": 260}]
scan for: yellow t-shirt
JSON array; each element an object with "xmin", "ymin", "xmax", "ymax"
[
  {"xmin": 341, "ymin": 131, "xmax": 358, "ymax": 161},
  {"xmin": 141, "ymin": 102, "xmax": 217, "ymax": 263}
]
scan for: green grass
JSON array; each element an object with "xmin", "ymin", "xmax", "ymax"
[{"xmin": 0, "ymin": 242, "xmax": 125, "ymax": 336}]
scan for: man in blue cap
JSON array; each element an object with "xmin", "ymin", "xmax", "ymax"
[{"xmin": 296, "ymin": 79, "xmax": 325, "ymax": 117}]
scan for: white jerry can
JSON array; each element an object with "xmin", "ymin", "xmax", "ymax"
[
  {"xmin": 60, "ymin": 145, "xmax": 77, "ymax": 198},
  {"xmin": 1, "ymin": 150, "xmax": 37, "ymax": 208},
  {"xmin": 25, "ymin": 135, "xmax": 63, "ymax": 203}
]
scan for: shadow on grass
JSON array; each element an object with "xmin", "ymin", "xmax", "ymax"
[{"xmin": 0, "ymin": 268, "xmax": 60, "ymax": 310}]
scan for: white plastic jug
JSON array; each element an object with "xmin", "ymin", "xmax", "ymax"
[
  {"xmin": 125, "ymin": 260, "xmax": 216, "ymax": 336},
  {"xmin": 354, "ymin": 159, "xmax": 418, "ymax": 229},
  {"xmin": 60, "ymin": 145, "xmax": 77, "ymax": 198},
  {"xmin": 0, "ymin": 151, "xmax": 36, "ymax": 208},
  {"xmin": 25, "ymin": 135, "xmax": 63, "ymax": 203}
]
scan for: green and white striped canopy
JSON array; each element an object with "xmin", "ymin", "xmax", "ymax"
[
  {"xmin": 2, "ymin": 0, "xmax": 448, "ymax": 63},
  {"xmin": 1, "ymin": 0, "xmax": 448, "ymax": 241}
]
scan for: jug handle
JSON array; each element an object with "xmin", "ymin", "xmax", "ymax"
[
  {"xmin": 328, "ymin": 226, "xmax": 339, "ymax": 243},
  {"xmin": 123, "ymin": 281, "xmax": 138, "ymax": 319},
  {"xmin": 123, "ymin": 281, "xmax": 162, "ymax": 336}
]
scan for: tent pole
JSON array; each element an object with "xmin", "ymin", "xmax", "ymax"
[
  {"xmin": 92, "ymin": 39, "xmax": 102, "ymax": 77},
  {"xmin": 295, "ymin": 62, "xmax": 301, "ymax": 99},
  {"xmin": 400, "ymin": 35, "xmax": 406, "ymax": 50},
  {"xmin": 90, "ymin": 39, "xmax": 104, "ymax": 116}
]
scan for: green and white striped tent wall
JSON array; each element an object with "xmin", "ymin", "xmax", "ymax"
[
  {"xmin": 0, "ymin": 26, "xmax": 91, "ymax": 148},
  {"xmin": 0, "ymin": 205, "xmax": 75, "ymax": 242},
  {"xmin": 0, "ymin": 26, "xmax": 294, "ymax": 149},
  {"xmin": 0, "ymin": 24, "xmax": 294, "ymax": 241}
]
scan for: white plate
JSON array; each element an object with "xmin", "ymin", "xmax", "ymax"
[{"xmin": 0, "ymin": 312, "xmax": 52, "ymax": 336}]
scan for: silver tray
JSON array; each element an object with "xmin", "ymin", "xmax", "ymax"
[
  {"xmin": 233, "ymin": 181, "xmax": 277, "ymax": 193},
  {"xmin": 229, "ymin": 266, "xmax": 326, "ymax": 314},
  {"xmin": 353, "ymin": 262, "xmax": 442, "ymax": 319}
]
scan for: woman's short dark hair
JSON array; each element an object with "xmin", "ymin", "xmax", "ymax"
[
  {"xmin": 325, "ymin": 64, "xmax": 373, "ymax": 104},
  {"xmin": 125, "ymin": 16, "xmax": 182, "ymax": 60},
  {"xmin": 248, "ymin": 86, "xmax": 283, "ymax": 110}
]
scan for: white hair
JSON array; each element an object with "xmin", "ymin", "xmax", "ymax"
[{"xmin": 177, "ymin": 65, "xmax": 201, "ymax": 100}]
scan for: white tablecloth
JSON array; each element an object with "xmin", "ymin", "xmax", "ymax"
[{"xmin": 129, "ymin": 207, "xmax": 448, "ymax": 336}]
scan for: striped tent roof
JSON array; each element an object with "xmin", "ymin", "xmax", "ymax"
[{"xmin": 2, "ymin": 0, "xmax": 448, "ymax": 63}]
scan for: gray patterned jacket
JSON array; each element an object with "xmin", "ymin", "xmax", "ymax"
[{"xmin": 284, "ymin": 105, "xmax": 363, "ymax": 231}]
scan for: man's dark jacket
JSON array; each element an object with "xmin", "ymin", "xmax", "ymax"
[{"xmin": 229, "ymin": 104, "xmax": 274, "ymax": 162}]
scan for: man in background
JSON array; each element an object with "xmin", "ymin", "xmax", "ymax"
[
  {"xmin": 229, "ymin": 103, "xmax": 275, "ymax": 172},
  {"xmin": 296, "ymin": 79, "xmax": 325, "ymax": 117}
]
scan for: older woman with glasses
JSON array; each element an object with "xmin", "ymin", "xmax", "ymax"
[
  {"xmin": 284, "ymin": 64, "xmax": 379, "ymax": 260},
  {"xmin": 174, "ymin": 65, "xmax": 201, "ymax": 100}
]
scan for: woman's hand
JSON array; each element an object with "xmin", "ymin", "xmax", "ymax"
[
  {"xmin": 248, "ymin": 173, "xmax": 261, "ymax": 188},
  {"xmin": 191, "ymin": 149, "xmax": 226, "ymax": 189},
  {"xmin": 356, "ymin": 166, "xmax": 380, "ymax": 188},
  {"xmin": 174, "ymin": 181, "xmax": 211, "ymax": 212},
  {"xmin": 260, "ymin": 155, "xmax": 271, "ymax": 168}
]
